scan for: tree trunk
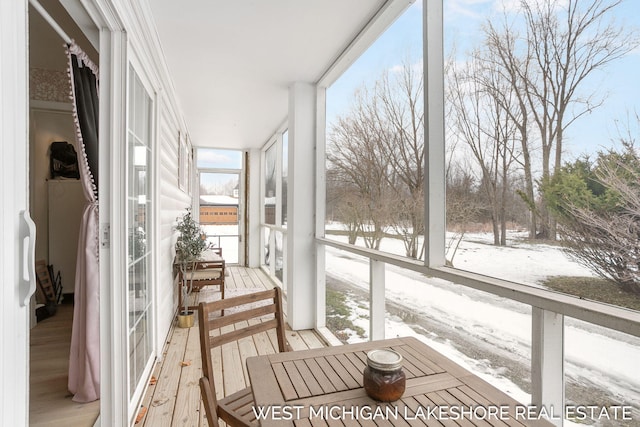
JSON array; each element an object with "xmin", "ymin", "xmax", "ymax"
[
  {"xmin": 492, "ymin": 215, "xmax": 500, "ymax": 246},
  {"xmin": 500, "ymin": 158, "xmax": 508, "ymax": 246},
  {"xmin": 521, "ymin": 135, "xmax": 537, "ymax": 239}
]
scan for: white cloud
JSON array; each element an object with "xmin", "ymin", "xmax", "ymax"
[
  {"xmin": 445, "ymin": 0, "xmax": 493, "ymax": 22},
  {"xmin": 492, "ymin": 0, "xmax": 523, "ymax": 14}
]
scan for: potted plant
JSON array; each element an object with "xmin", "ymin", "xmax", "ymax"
[{"xmin": 174, "ymin": 209, "xmax": 210, "ymax": 327}]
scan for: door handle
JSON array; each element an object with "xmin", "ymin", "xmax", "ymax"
[{"xmin": 19, "ymin": 210, "xmax": 37, "ymax": 306}]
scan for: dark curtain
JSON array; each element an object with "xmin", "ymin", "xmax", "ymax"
[
  {"xmin": 70, "ymin": 52, "xmax": 99, "ymax": 191},
  {"xmin": 66, "ymin": 43, "xmax": 100, "ymax": 403}
]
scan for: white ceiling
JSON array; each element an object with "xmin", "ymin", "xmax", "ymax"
[{"xmin": 147, "ymin": 0, "xmax": 393, "ymax": 150}]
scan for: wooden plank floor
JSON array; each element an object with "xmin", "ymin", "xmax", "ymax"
[
  {"xmin": 30, "ymin": 303, "xmax": 100, "ymax": 427},
  {"xmin": 138, "ymin": 266, "xmax": 327, "ymax": 427},
  {"xmin": 28, "ymin": 266, "xmax": 324, "ymax": 427}
]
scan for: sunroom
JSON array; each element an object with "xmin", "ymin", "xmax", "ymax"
[{"xmin": 5, "ymin": 0, "xmax": 640, "ymax": 426}]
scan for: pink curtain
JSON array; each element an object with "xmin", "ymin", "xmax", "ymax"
[{"xmin": 66, "ymin": 43, "xmax": 100, "ymax": 403}]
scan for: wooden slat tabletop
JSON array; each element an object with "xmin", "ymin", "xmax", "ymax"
[{"xmin": 247, "ymin": 337, "xmax": 552, "ymax": 427}]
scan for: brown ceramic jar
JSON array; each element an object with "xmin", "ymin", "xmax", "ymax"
[{"xmin": 362, "ymin": 349, "xmax": 406, "ymax": 402}]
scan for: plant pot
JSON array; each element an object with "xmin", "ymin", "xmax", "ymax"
[{"xmin": 177, "ymin": 311, "xmax": 195, "ymax": 328}]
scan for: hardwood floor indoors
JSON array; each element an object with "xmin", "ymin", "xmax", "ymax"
[{"xmin": 29, "ymin": 302, "xmax": 100, "ymax": 427}]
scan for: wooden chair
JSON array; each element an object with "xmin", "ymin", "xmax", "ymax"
[
  {"xmin": 35, "ymin": 260, "xmax": 57, "ymax": 305},
  {"xmin": 177, "ymin": 247, "xmax": 225, "ymax": 312},
  {"xmin": 198, "ymin": 287, "xmax": 288, "ymax": 427},
  {"xmin": 178, "ymin": 259, "xmax": 225, "ymax": 312},
  {"xmin": 34, "ymin": 260, "xmax": 59, "ymax": 320}
]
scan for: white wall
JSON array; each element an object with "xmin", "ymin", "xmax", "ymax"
[
  {"xmin": 110, "ymin": 0, "xmax": 193, "ymax": 361},
  {"xmin": 29, "ymin": 104, "xmax": 84, "ymax": 295},
  {"xmin": 156, "ymin": 91, "xmax": 191, "ymax": 348},
  {"xmin": 29, "ymin": 105, "xmax": 74, "ymax": 262}
]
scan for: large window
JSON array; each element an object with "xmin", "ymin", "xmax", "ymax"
[
  {"xmin": 261, "ymin": 132, "xmax": 287, "ymax": 286},
  {"xmin": 441, "ymin": 3, "xmax": 640, "ymax": 418},
  {"xmin": 324, "ymin": 0, "xmax": 424, "ymax": 336},
  {"xmin": 321, "ymin": 0, "xmax": 640, "ymax": 423},
  {"xmin": 197, "ymin": 148, "xmax": 243, "ymax": 169},
  {"xmin": 126, "ymin": 65, "xmax": 154, "ymax": 404},
  {"xmin": 325, "ymin": 1, "xmax": 424, "ymax": 259},
  {"xmin": 281, "ymin": 130, "xmax": 288, "ymax": 226},
  {"xmin": 442, "ymin": 5, "xmax": 640, "ymax": 301},
  {"xmin": 264, "ymin": 144, "xmax": 277, "ymax": 225},
  {"xmin": 199, "ymin": 171, "xmax": 240, "ymax": 264},
  {"xmin": 197, "ymin": 148, "xmax": 243, "ymax": 264}
]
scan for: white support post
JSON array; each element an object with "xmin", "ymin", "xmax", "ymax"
[
  {"xmin": 247, "ymin": 148, "xmax": 261, "ymax": 267},
  {"xmin": 42, "ymin": 3, "xmax": 129, "ymax": 423},
  {"xmin": 269, "ymin": 230, "xmax": 276, "ymax": 278},
  {"xmin": 315, "ymin": 87, "xmax": 327, "ymax": 329},
  {"xmin": 315, "ymin": 240, "xmax": 326, "ymax": 329},
  {"xmin": 282, "ymin": 233, "xmax": 288, "ymax": 296},
  {"xmin": 275, "ymin": 133, "xmax": 283, "ymax": 226},
  {"xmin": 531, "ymin": 307, "xmax": 565, "ymax": 427},
  {"xmin": 424, "ymin": 0, "xmax": 446, "ymax": 268},
  {"xmin": 100, "ymin": 26, "xmax": 129, "ymax": 427},
  {"xmin": 370, "ymin": 260, "xmax": 386, "ymax": 341},
  {"xmin": 286, "ymin": 82, "xmax": 316, "ymax": 330}
]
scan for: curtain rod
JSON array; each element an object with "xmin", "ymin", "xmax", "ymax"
[{"xmin": 29, "ymin": 0, "xmax": 72, "ymax": 45}]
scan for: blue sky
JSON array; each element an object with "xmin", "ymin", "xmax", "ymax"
[
  {"xmin": 197, "ymin": 148, "xmax": 243, "ymax": 190},
  {"xmin": 197, "ymin": 148, "xmax": 243, "ymax": 170},
  {"xmin": 327, "ymin": 2, "xmax": 423, "ymax": 126},
  {"xmin": 327, "ymin": 0, "xmax": 640, "ymax": 161}
]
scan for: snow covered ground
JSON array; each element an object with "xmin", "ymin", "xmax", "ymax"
[
  {"xmin": 202, "ymin": 224, "xmax": 240, "ymax": 264},
  {"xmin": 324, "ymin": 230, "xmax": 640, "ymax": 426}
]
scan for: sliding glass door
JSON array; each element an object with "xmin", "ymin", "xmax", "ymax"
[{"xmin": 126, "ymin": 65, "xmax": 154, "ymax": 407}]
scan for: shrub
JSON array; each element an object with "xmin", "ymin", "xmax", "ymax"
[{"xmin": 543, "ymin": 143, "xmax": 640, "ymax": 295}]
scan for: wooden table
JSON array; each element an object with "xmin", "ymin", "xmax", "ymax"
[{"xmin": 247, "ymin": 336, "xmax": 551, "ymax": 427}]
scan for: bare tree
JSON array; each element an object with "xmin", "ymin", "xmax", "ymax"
[
  {"xmin": 328, "ymin": 60, "xmax": 425, "ymax": 258},
  {"xmin": 446, "ymin": 162, "xmax": 482, "ymax": 265},
  {"xmin": 327, "ymin": 87, "xmax": 393, "ymax": 250},
  {"xmin": 377, "ymin": 59, "xmax": 425, "ymax": 258},
  {"xmin": 448, "ymin": 52, "xmax": 520, "ymax": 245},
  {"xmin": 326, "ymin": 171, "xmax": 359, "ymax": 244},
  {"xmin": 485, "ymin": 0, "xmax": 639, "ymax": 239},
  {"xmin": 483, "ymin": 17, "xmax": 539, "ymax": 239}
]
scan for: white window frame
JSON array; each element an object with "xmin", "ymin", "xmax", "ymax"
[
  {"xmin": 125, "ymin": 53, "xmax": 158, "ymax": 424},
  {"xmin": 195, "ymin": 147, "xmax": 246, "ymax": 265},
  {"xmin": 260, "ymin": 128, "xmax": 288, "ymax": 291}
]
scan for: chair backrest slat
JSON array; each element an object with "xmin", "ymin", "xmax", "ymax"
[
  {"xmin": 207, "ymin": 303, "xmax": 276, "ymax": 330},
  {"xmin": 210, "ymin": 318, "xmax": 279, "ymax": 348},
  {"xmin": 204, "ymin": 288, "xmax": 278, "ymax": 312},
  {"xmin": 198, "ymin": 286, "xmax": 287, "ymax": 390},
  {"xmin": 192, "ymin": 260, "xmax": 224, "ymax": 270}
]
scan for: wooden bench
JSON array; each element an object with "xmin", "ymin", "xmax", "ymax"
[{"xmin": 177, "ymin": 249, "xmax": 225, "ymax": 312}]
